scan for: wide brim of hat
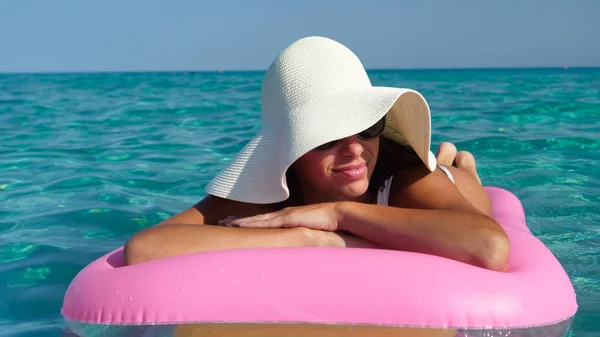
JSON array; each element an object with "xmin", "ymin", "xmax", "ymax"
[{"xmin": 205, "ymin": 86, "xmax": 437, "ymax": 204}]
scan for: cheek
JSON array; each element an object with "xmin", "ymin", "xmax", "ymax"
[
  {"xmin": 370, "ymin": 139, "xmax": 380, "ymax": 157},
  {"xmin": 368, "ymin": 139, "xmax": 380, "ymax": 162},
  {"xmin": 294, "ymin": 152, "xmax": 331, "ymax": 183},
  {"xmin": 365, "ymin": 139, "xmax": 380, "ymax": 177}
]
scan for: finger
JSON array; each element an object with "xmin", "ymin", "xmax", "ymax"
[
  {"xmin": 235, "ymin": 219, "xmax": 278, "ymax": 228},
  {"xmin": 218, "ymin": 220, "xmax": 232, "ymax": 226},
  {"xmin": 236, "ymin": 216, "xmax": 291, "ymax": 229},
  {"xmin": 218, "ymin": 216, "xmax": 239, "ymax": 226},
  {"xmin": 229, "ymin": 212, "xmax": 282, "ymax": 226}
]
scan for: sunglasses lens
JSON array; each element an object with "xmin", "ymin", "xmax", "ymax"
[
  {"xmin": 358, "ymin": 117, "xmax": 386, "ymax": 139},
  {"xmin": 314, "ymin": 117, "xmax": 385, "ymax": 151}
]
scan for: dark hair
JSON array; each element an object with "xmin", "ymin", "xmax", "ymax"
[
  {"xmin": 281, "ymin": 136, "xmax": 422, "ymax": 207},
  {"xmin": 367, "ymin": 136, "xmax": 422, "ymax": 195}
]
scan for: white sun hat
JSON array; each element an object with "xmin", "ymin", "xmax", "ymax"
[{"xmin": 205, "ymin": 36, "xmax": 437, "ymax": 204}]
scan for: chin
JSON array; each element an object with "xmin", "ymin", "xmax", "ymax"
[{"xmin": 338, "ymin": 179, "xmax": 370, "ymax": 199}]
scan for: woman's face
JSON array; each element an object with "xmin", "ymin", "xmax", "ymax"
[{"xmin": 292, "ymin": 134, "xmax": 380, "ymax": 203}]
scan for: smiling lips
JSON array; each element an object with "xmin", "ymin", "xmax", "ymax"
[{"xmin": 332, "ymin": 162, "xmax": 368, "ymax": 179}]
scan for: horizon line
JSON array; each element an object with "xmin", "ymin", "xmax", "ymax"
[{"xmin": 1, "ymin": 65, "xmax": 597, "ymax": 76}]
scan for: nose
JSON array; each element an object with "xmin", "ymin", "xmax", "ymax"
[{"xmin": 337, "ymin": 135, "xmax": 364, "ymax": 157}]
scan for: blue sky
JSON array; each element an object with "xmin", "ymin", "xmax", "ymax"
[{"xmin": 0, "ymin": 0, "xmax": 598, "ymax": 73}]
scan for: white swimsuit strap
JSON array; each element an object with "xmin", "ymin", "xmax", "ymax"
[
  {"xmin": 377, "ymin": 166, "xmax": 455, "ymax": 207},
  {"xmin": 437, "ymin": 165, "xmax": 455, "ymax": 184},
  {"xmin": 376, "ymin": 176, "xmax": 394, "ymax": 206}
]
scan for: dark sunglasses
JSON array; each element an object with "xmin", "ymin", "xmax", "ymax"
[{"xmin": 315, "ymin": 117, "xmax": 386, "ymax": 151}]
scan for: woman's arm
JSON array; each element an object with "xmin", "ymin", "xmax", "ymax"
[
  {"xmin": 337, "ymin": 167, "xmax": 510, "ymax": 271},
  {"xmin": 124, "ymin": 224, "xmax": 317, "ymax": 265},
  {"xmin": 124, "ymin": 223, "xmax": 382, "ymax": 265},
  {"xmin": 123, "ymin": 195, "xmax": 382, "ymax": 265},
  {"xmin": 336, "ymin": 203, "xmax": 509, "ymax": 271}
]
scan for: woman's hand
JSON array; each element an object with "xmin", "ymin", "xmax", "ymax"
[{"xmin": 218, "ymin": 203, "xmax": 341, "ymax": 232}]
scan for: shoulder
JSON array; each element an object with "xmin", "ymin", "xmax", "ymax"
[{"xmin": 387, "ymin": 165, "xmax": 486, "ymax": 215}]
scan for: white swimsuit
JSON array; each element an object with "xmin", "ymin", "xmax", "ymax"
[{"xmin": 376, "ymin": 165, "xmax": 455, "ymax": 206}]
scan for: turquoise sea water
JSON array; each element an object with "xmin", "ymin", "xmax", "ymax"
[{"xmin": 0, "ymin": 69, "xmax": 598, "ymax": 336}]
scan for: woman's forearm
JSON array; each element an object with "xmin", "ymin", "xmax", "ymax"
[
  {"xmin": 123, "ymin": 223, "xmax": 382, "ymax": 266},
  {"xmin": 336, "ymin": 202, "xmax": 510, "ymax": 271},
  {"xmin": 124, "ymin": 224, "xmax": 316, "ymax": 265}
]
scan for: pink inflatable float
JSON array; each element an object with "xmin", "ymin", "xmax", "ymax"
[{"xmin": 62, "ymin": 187, "xmax": 578, "ymax": 337}]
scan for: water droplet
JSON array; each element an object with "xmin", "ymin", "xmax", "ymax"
[
  {"xmin": 75, "ymin": 289, "xmax": 79, "ymax": 293},
  {"xmin": 179, "ymin": 288, "xmax": 185, "ymax": 293},
  {"xmin": 128, "ymin": 297, "xmax": 133, "ymax": 301},
  {"xmin": 115, "ymin": 290, "xmax": 119, "ymax": 294},
  {"xmin": 220, "ymin": 268, "xmax": 224, "ymax": 272},
  {"xmin": 120, "ymin": 300, "xmax": 125, "ymax": 303}
]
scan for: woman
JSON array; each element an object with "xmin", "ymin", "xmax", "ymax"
[{"xmin": 124, "ymin": 36, "xmax": 510, "ymax": 272}]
